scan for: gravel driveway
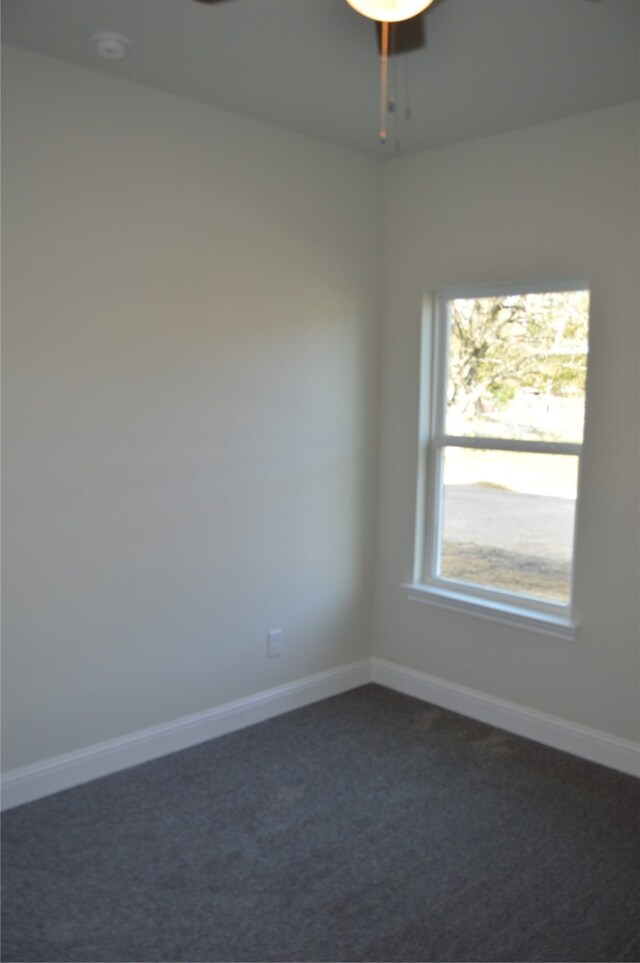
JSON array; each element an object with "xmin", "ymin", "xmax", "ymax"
[{"xmin": 441, "ymin": 484, "xmax": 575, "ymax": 600}]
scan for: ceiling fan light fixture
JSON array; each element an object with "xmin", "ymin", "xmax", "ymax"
[{"xmin": 345, "ymin": 0, "xmax": 434, "ymax": 23}]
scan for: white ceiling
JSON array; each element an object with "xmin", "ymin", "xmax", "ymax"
[{"xmin": 2, "ymin": 0, "xmax": 639, "ymax": 158}]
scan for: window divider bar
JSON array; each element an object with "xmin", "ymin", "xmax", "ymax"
[{"xmin": 436, "ymin": 435, "xmax": 582, "ymax": 457}]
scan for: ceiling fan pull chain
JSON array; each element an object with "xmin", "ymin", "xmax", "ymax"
[
  {"xmin": 403, "ymin": 58, "xmax": 412, "ymax": 121},
  {"xmin": 379, "ymin": 20, "xmax": 389, "ymax": 144},
  {"xmin": 389, "ymin": 23, "xmax": 398, "ymax": 114},
  {"xmin": 390, "ymin": 27, "xmax": 401, "ymax": 151}
]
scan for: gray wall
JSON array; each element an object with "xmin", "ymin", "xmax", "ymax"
[
  {"xmin": 2, "ymin": 46, "xmax": 382, "ymax": 770},
  {"xmin": 373, "ymin": 102, "xmax": 640, "ymax": 742}
]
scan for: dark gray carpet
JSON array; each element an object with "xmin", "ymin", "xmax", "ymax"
[{"xmin": 2, "ymin": 684, "xmax": 639, "ymax": 962}]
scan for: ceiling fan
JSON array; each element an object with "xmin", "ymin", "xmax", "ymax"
[
  {"xmin": 193, "ymin": 0, "xmax": 436, "ymax": 143},
  {"xmin": 192, "ymin": 0, "xmax": 433, "ymax": 56}
]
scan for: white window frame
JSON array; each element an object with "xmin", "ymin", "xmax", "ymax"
[{"xmin": 404, "ymin": 279, "xmax": 589, "ymax": 640}]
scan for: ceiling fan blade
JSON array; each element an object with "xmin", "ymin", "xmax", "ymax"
[
  {"xmin": 375, "ymin": 14, "xmax": 425, "ymax": 55},
  {"xmin": 192, "ymin": 0, "xmax": 234, "ymax": 4}
]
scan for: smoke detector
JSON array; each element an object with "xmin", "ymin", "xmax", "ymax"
[{"xmin": 91, "ymin": 32, "xmax": 130, "ymax": 61}]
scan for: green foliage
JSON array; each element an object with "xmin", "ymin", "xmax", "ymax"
[
  {"xmin": 487, "ymin": 381, "xmax": 516, "ymax": 406},
  {"xmin": 447, "ymin": 290, "xmax": 589, "ymax": 418}
]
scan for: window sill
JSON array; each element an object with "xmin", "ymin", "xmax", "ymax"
[{"xmin": 402, "ymin": 582, "xmax": 577, "ymax": 640}]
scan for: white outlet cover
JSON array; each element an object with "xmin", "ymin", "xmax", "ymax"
[{"xmin": 267, "ymin": 629, "xmax": 282, "ymax": 657}]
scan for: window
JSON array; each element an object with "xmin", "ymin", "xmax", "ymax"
[{"xmin": 407, "ymin": 281, "xmax": 590, "ymax": 638}]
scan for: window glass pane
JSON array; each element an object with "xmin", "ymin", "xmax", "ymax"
[
  {"xmin": 445, "ymin": 290, "xmax": 589, "ymax": 443},
  {"xmin": 438, "ymin": 448, "xmax": 578, "ymax": 603}
]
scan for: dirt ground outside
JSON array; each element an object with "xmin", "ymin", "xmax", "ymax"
[
  {"xmin": 440, "ymin": 485, "xmax": 574, "ymax": 602},
  {"xmin": 441, "ymin": 541, "xmax": 570, "ymax": 601}
]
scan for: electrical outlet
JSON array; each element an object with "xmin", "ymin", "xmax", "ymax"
[{"xmin": 267, "ymin": 629, "xmax": 283, "ymax": 658}]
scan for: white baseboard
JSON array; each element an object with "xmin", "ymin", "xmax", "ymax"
[
  {"xmin": 1, "ymin": 659, "xmax": 372, "ymax": 811},
  {"xmin": 4, "ymin": 656, "xmax": 637, "ymax": 811},
  {"xmin": 372, "ymin": 657, "xmax": 640, "ymax": 778}
]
